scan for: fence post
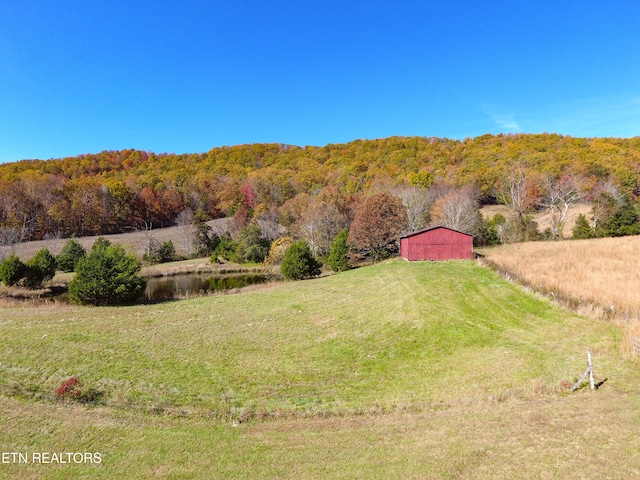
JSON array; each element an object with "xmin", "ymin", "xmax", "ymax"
[
  {"xmin": 587, "ymin": 350, "xmax": 594, "ymax": 390},
  {"xmin": 571, "ymin": 350, "xmax": 596, "ymax": 392}
]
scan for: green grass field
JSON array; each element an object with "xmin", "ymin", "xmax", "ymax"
[{"xmin": 1, "ymin": 260, "xmax": 639, "ymax": 478}]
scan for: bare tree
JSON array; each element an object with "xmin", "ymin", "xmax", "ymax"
[
  {"xmin": 294, "ymin": 198, "xmax": 351, "ymax": 257},
  {"xmin": 295, "ymin": 203, "xmax": 323, "ymax": 256},
  {"xmin": 499, "ymin": 162, "xmax": 535, "ymax": 228},
  {"xmin": 141, "ymin": 220, "xmax": 159, "ymax": 259},
  {"xmin": 393, "ymin": 185, "xmax": 432, "ymax": 232},
  {"xmin": 176, "ymin": 208, "xmax": 195, "ymax": 255},
  {"xmin": 0, "ymin": 225, "xmax": 27, "ymax": 260},
  {"xmin": 43, "ymin": 229, "xmax": 65, "ymax": 256},
  {"xmin": 256, "ymin": 208, "xmax": 281, "ymax": 242},
  {"xmin": 539, "ymin": 175, "xmax": 582, "ymax": 240},
  {"xmin": 431, "ymin": 187, "xmax": 481, "ymax": 235},
  {"xmin": 590, "ymin": 179, "xmax": 622, "ymax": 230}
]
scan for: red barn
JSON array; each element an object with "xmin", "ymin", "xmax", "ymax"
[{"xmin": 399, "ymin": 226, "xmax": 473, "ymax": 261}]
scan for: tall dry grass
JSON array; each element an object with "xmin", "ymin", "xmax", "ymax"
[{"xmin": 479, "ymin": 235, "xmax": 640, "ymax": 355}]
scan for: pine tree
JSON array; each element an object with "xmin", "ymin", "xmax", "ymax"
[
  {"xmin": 23, "ymin": 248, "xmax": 57, "ymax": 288},
  {"xmin": 68, "ymin": 238, "xmax": 146, "ymax": 305},
  {"xmin": 327, "ymin": 229, "xmax": 351, "ymax": 272},
  {"xmin": 56, "ymin": 239, "xmax": 86, "ymax": 272},
  {"xmin": 0, "ymin": 255, "xmax": 26, "ymax": 286},
  {"xmin": 572, "ymin": 214, "xmax": 594, "ymax": 239},
  {"xmin": 607, "ymin": 196, "xmax": 640, "ymax": 237},
  {"xmin": 281, "ymin": 240, "xmax": 321, "ymax": 280}
]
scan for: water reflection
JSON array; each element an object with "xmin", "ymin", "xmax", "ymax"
[{"xmin": 144, "ymin": 273, "xmax": 279, "ymax": 301}]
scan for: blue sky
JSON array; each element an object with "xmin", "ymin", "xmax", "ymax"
[{"xmin": 1, "ymin": 1, "xmax": 639, "ymax": 163}]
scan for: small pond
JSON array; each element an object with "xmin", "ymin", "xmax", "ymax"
[
  {"xmin": 143, "ymin": 273, "xmax": 281, "ymax": 302},
  {"xmin": 8, "ymin": 273, "xmax": 282, "ymax": 305}
]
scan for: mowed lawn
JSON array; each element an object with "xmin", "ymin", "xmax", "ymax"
[{"xmin": 1, "ymin": 260, "xmax": 640, "ymax": 479}]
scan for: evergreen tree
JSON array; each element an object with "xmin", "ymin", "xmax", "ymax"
[
  {"xmin": 281, "ymin": 240, "xmax": 321, "ymax": 280},
  {"xmin": 211, "ymin": 233, "xmax": 237, "ymax": 262},
  {"xmin": 0, "ymin": 255, "xmax": 26, "ymax": 286},
  {"xmin": 68, "ymin": 238, "xmax": 146, "ymax": 305},
  {"xmin": 23, "ymin": 248, "xmax": 57, "ymax": 288},
  {"xmin": 606, "ymin": 196, "xmax": 640, "ymax": 237},
  {"xmin": 235, "ymin": 223, "xmax": 270, "ymax": 263},
  {"xmin": 56, "ymin": 239, "xmax": 86, "ymax": 272},
  {"xmin": 572, "ymin": 214, "xmax": 594, "ymax": 239},
  {"xmin": 144, "ymin": 240, "xmax": 177, "ymax": 264},
  {"xmin": 474, "ymin": 218, "xmax": 501, "ymax": 246},
  {"xmin": 327, "ymin": 229, "xmax": 351, "ymax": 272},
  {"xmin": 193, "ymin": 210, "xmax": 218, "ymax": 256},
  {"xmin": 156, "ymin": 241, "xmax": 177, "ymax": 263}
]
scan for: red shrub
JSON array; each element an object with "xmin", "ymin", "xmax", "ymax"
[{"xmin": 55, "ymin": 376, "xmax": 81, "ymax": 399}]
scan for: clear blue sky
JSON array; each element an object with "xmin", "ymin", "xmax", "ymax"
[{"xmin": 1, "ymin": 1, "xmax": 639, "ymax": 163}]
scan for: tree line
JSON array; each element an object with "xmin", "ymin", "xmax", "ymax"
[{"xmin": 1, "ymin": 134, "xmax": 640, "ymax": 252}]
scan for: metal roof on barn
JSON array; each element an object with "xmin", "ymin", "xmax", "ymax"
[{"xmin": 399, "ymin": 225, "xmax": 473, "ymax": 239}]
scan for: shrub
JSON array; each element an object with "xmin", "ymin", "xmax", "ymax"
[
  {"xmin": 144, "ymin": 240, "xmax": 177, "ymax": 264},
  {"xmin": 56, "ymin": 239, "xmax": 86, "ymax": 272},
  {"xmin": 55, "ymin": 376, "xmax": 82, "ymax": 400},
  {"xmin": 327, "ymin": 229, "xmax": 351, "ymax": 272},
  {"xmin": 68, "ymin": 238, "xmax": 146, "ymax": 305},
  {"xmin": 54, "ymin": 376, "xmax": 104, "ymax": 404},
  {"xmin": 0, "ymin": 255, "xmax": 26, "ymax": 286},
  {"xmin": 211, "ymin": 233, "xmax": 238, "ymax": 262},
  {"xmin": 281, "ymin": 240, "xmax": 321, "ymax": 280},
  {"xmin": 264, "ymin": 237, "xmax": 294, "ymax": 265}
]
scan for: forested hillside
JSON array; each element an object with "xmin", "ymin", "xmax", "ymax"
[{"xmin": 1, "ymin": 134, "xmax": 639, "ymax": 244}]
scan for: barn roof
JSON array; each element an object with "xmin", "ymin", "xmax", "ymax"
[{"xmin": 399, "ymin": 225, "xmax": 473, "ymax": 239}]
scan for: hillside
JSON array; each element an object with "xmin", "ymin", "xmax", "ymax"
[
  {"xmin": 1, "ymin": 134, "xmax": 639, "ymax": 242},
  {"xmin": 1, "ymin": 260, "xmax": 639, "ymax": 478}
]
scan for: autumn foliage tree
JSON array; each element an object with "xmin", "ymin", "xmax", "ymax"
[
  {"xmin": 348, "ymin": 192, "xmax": 408, "ymax": 261},
  {"xmin": 2, "ymin": 135, "xmax": 640, "ymax": 244},
  {"xmin": 293, "ymin": 195, "xmax": 350, "ymax": 257}
]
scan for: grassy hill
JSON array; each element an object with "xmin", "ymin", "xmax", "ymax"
[{"xmin": 1, "ymin": 260, "xmax": 639, "ymax": 478}]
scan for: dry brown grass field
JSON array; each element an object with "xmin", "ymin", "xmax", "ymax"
[
  {"xmin": 478, "ymin": 235, "xmax": 640, "ymax": 353},
  {"xmin": 2, "ymin": 218, "xmax": 233, "ymax": 261},
  {"xmin": 480, "ymin": 202, "xmax": 592, "ymax": 236}
]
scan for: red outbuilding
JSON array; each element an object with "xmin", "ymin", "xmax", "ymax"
[{"xmin": 399, "ymin": 226, "xmax": 473, "ymax": 261}]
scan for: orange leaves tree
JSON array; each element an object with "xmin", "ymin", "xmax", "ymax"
[{"xmin": 347, "ymin": 192, "xmax": 408, "ymax": 261}]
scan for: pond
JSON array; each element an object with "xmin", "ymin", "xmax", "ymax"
[
  {"xmin": 143, "ymin": 272, "xmax": 282, "ymax": 302},
  {"xmin": 6, "ymin": 272, "xmax": 282, "ymax": 305}
]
